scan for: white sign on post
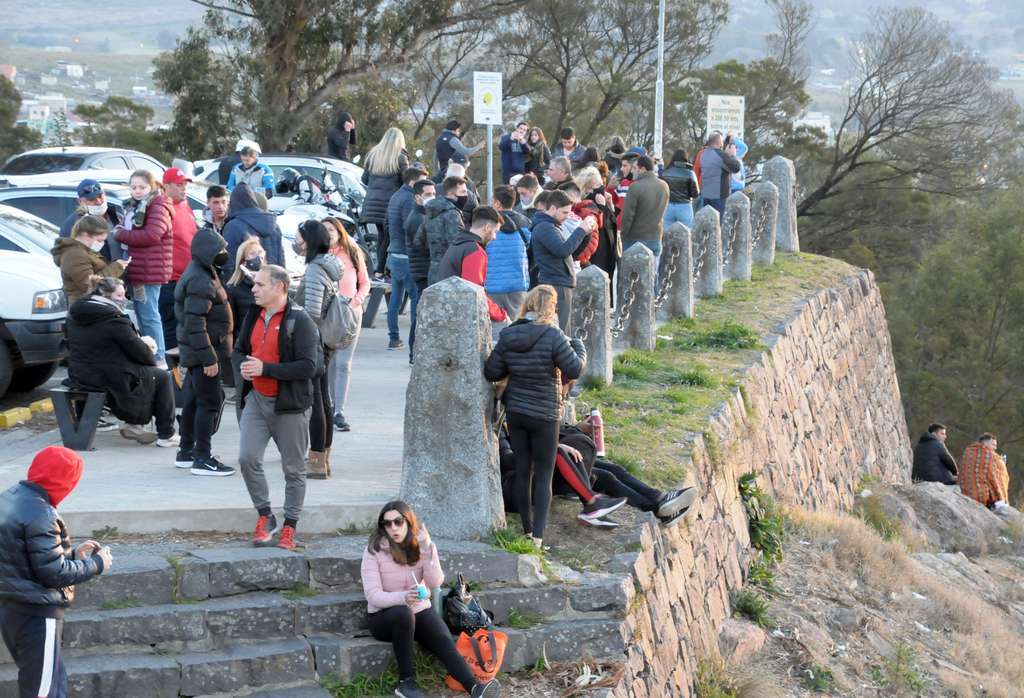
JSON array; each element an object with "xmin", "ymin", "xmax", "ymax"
[
  {"xmin": 706, "ymin": 95, "xmax": 745, "ymax": 139},
  {"xmin": 473, "ymin": 71, "xmax": 503, "ymax": 125}
]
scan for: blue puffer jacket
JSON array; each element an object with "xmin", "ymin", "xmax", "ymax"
[
  {"xmin": 730, "ymin": 137, "xmax": 748, "ymax": 193},
  {"xmin": 485, "ymin": 209, "xmax": 531, "ymax": 294}
]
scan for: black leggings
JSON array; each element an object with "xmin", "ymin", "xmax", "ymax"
[
  {"xmin": 507, "ymin": 411, "xmax": 560, "ymax": 539},
  {"xmin": 367, "ymin": 605, "xmax": 477, "ymax": 692},
  {"xmin": 592, "ymin": 460, "xmax": 663, "ymax": 512},
  {"xmin": 309, "ymin": 350, "xmax": 334, "ymax": 452}
]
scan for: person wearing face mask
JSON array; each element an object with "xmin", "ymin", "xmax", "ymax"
[
  {"xmin": 173, "ymin": 228, "xmax": 236, "ymax": 477},
  {"xmin": 416, "ymin": 176, "xmax": 466, "ymax": 286},
  {"xmin": 59, "ymin": 179, "xmax": 127, "ymax": 263},
  {"xmin": 51, "ymin": 215, "xmax": 129, "ymax": 304},
  {"xmin": 226, "ymin": 239, "xmax": 266, "ymax": 346},
  {"xmin": 403, "ymin": 180, "xmax": 435, "ymax": 364},
  {"xmin": 66, "ymin": 277, "xmax": 178, "ymax": 446}
]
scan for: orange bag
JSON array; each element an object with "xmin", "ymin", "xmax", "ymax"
[{"xmin": 445, "ymin": 628, "xmax": 508, "ymax": 692}]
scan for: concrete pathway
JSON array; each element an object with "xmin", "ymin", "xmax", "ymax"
[{"xmin": 0, "ymin": 317, "xmax": 412, "ymax": 534}]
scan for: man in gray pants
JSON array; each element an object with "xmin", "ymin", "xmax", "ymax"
[{"xmin": 233, "ymin": 265, "xmax": 319, "ymax": 551}]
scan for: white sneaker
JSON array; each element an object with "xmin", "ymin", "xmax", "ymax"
[
  {"xmin": 95, "ymin": 417, "xmax": 120, "ymax": 432},
  {"xmin": 156, "ymin": 434, "xmax": 181, "ymax": 448}
]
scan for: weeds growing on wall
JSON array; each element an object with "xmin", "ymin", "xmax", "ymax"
[
  {"xmin": 738, "ymin": 472, "xmax": 787, "ymax": 588},
  {"xmin": 731, "ymin": 587, "xmax": 775, "ymax": 629}
]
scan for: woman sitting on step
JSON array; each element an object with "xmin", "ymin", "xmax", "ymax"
[{"xmin": 360, "ymin": 500, "xmax": 501, "ymax": 698}]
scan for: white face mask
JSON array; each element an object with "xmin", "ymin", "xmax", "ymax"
[
  {"xmin": 89, "ymin": 240, "xmax": 105, "ymax": 252},
  {"xmin": 86, "ymin": 203, "xmax": 107, "ymax": 216},
  {"xmin": 420, "ymin": 196, "xmax": 434, "ymax": 206}
]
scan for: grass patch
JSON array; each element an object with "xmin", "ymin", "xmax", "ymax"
[
  {"xmin": 873, "ymin": 642, "xmax": 925, "ymax": 694},
  {"xmin": 323, "ymin": 652, "xmax": 449, "ymax": 697},
  {"xmin": 804, "ymin": 664, "xmax": 836, "ymax": 692},
  {"xmin": 673, "ymin": 321, "xmax": 762, "ymax": 351},
  {"xmin": 491, "ymin": 528, "xmax": 541, "ymax": 556},
  {"xmin": 506, "ymin": 608, "xmax": 546, "ymax": 629},
  {"xmin": 100, "ymin": 598, "xmax": 144, "ymax": 610},
  {"xmin": 694, "ymin": 657, "xmax": 783, "ymax": 698},
  {"xmin": 165, "ymin": 554, "xmax": 197, "ymax": 605},
  {"xmin": 738, "ymin": 473, "xmax": 787, "ymax": 589},
  {"xmin": 281, "ymin": 583, "xmax": 318, "ymax": 600},
  {"xmin": 855, "ymin": 492, "xmax": 902, "ymax": 541},
  {"xmin": 731, "ymin": 588, "xmax": 775, "ymax": 629}
]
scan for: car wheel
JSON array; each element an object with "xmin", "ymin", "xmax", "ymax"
[
  {"xmin": 9, "ymin": 362, "xmax": 58, "ymax": 393},
  {"xmin": 0, "ymin": 343, "xmax": 12, "ymax": 398}
]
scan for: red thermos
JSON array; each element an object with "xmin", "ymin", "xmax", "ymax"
[{"xmin": 590, "ymin": 408, "xmax": 605, "ymax": 456}]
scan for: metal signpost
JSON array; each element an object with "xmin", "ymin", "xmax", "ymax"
[
  {"xmin": 653, "ymin": 0, "xmax": 666, "ymax": 160},
  {"xmin": 473, "ymin": 71, "xmax": 502, "ymax": 204}
]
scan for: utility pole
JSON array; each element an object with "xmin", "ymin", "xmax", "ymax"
[{"xmin": 653, "ymin": 0, "xmax": 666, "ymax": 160}]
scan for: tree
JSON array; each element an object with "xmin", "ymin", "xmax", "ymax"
[
  {"xmin": 887, "ymin": 183, "xmax": 1024, "ymax": 502},
  {"xmin": 156, "ymin": 0, "xmax": 524, "ymax": 154},
  {"xmin": 0, "ymin": 76, "xmax": 41, "ymax": 163},
  {"xmin": 74, "ymin": 96, "xmax": 169, "ymax": 161},
  {"xmin": 403, "ymin": 24, "xmax": 485, "ymax": 141},
  {"xmin": 796, "ymin": 8, "xmax": 1020, "ymax": 249}
]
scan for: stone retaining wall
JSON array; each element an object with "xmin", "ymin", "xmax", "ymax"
[{"xmin": 611, "ymin": 268, "xmax": 912, "ymax": 696}]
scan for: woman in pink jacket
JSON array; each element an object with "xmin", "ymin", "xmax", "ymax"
[
  {"xmin": 324, "ymin": 217, "xmax": 370, "ymax": 432},
  {"xmin": 361, "ymin": 501, "xmax": 500, "ymax": 698}
]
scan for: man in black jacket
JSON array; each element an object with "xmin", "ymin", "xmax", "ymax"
[
  {"xmin": 404, "ymin": 179, "xmax": 436, "ymax": 362},
  {"xmin": 174, "ymin": 229, "xmax": 235, "ymax": 477},
  {"xmin": 0, "ymin": 446, "xmax": 112, "ymax": 698},
  {"xmin": 911, "ymin": 423, "xmax": 958, "ymax": 485},
  {"xmin": 234, "ymin": 265, "xmax": 319, "ymax": 551}
]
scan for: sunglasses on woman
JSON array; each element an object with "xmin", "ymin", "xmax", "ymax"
[{"xmin": 383, "ymin": 516, "xmax": 406, "ymax": 529}]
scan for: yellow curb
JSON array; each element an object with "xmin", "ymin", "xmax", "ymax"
[
  {"xmin": 0, "ymin": 407, "xmax": 32, "ymax": 428},
  {"xmin": 29, "ymin": 398, "xmax": 54, "ymax": 414}
]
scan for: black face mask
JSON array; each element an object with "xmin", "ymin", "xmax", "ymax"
[
  {"xmin": 455, "ymin": 195, "xmax": 469, "ymax": 209},
  {"xmin": 213, "ymin": 251, "xmax": 229, "ymax": 268},
  {"xmin": 244, "ymin": 257, "xmax": 262, "ymax": 272}
]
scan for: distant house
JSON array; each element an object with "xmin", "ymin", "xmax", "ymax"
[
  {"xmin": 66, "ymin": 64, "xmax": 84, "ymax": 78},
  {"xmin": 94, "ymin": 80, "xmax": 110, "ymax": 92},
  {"xmin": 44, "ymin": 46, "xmax": 72, "ymax": 53},
  {"xmin": 40, "ymin": 75, "xmax": 58, "ymax": 86}
]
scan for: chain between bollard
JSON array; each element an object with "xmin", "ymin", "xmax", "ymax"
[
  {"xmin": 691, "ymin": 238, "xmax": 707, "ymax": 286},
  {"xmin": 573, "ymin": 293, "xmax": 594, "ymax": 343},
  {"xmin": 654, "ymin": 244, "xmax": 680, "ymax": 310},
  {"xmin": 610, "ymin": 272, "xmax": 639, "ymax": 337}
]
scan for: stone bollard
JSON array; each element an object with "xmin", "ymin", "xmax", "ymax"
[
  {"xmin": 572, "ymin": 265, "xmax": 613, "ymax": 386},
  {"xmin": 615, "ymin": 244, "xmax": 656, "ymax": 351},
  {"xmin": 659, "ymin": 222, "xmax": 695, "ymax": 319},
  {"xmin": 401, "ymin": 278, "xmax": 505, "ymax": 538},
  {"xmin": 691, "ymin": 206, "xmax": 724, "ymax": 297},
  {"xmin": 723, "ymin": 192, "xmax": 752, "ymax": 282},
  {"xmin": 749, "ymin": 181, "xmax": 778, "ymax": 266},
  {"xmin": 763, "ymin": 155, "xmax": 799, "ymax": 252}
]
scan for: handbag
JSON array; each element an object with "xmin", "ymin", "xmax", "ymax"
[
  {"xmin": 445, "ymin": 628, "xmax": 508, "ymax": 692},
  {"xmin": 318, "ymin": 288, "xmax": 359, "ymax": 350},
  {"xmin": 442, "ymin": 573, "xmax": 493, "ymax": 635}
]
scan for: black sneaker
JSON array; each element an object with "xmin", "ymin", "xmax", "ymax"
[
  {"xmin": 394, "ymin": 678, "xmax": 426, "ymax": 698},
  {"xmin": 471, "ymin": 679, "xmax": 501, "ymax": 697},
  {"xmin": 333, "ymin": 413, "xmax": 350, "ymax": 432},
  {"xmin": 388, "ymin": 338, "xmax": 405, "ymax": 350},
  {"xmin": 656, "ymin": 487, "xmax": 698, "ymax": 519},
  {"xmin": 577, "ymin": 511, "xmax": 621, "ymax": 528},
  {"xmin": 581, "ymin": 494, "xmax": 627, "ymax": 519},
  {"xmin": 95, "ymin": 416, "xmax": 119, "ymax": 432},
  {"xmin": 174, "ymin": 448, "xmax": 194, "ymax": 469},
  {"xmin": 191, "ymin": 455, "xmax": 236, "ymax": 477}
]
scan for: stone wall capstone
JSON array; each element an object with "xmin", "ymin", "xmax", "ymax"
[
  {"xmin": 616, "ymin": 244, "xmax": 656, "ymax": 351},
  {"xmin": 400, "ymin": 278, "xmax": 505, "ymax": 539},
  {"xmin": 723, "ymin": 192, "xmax": 752, "ymax": 282},
  {"xmin": 573, "ymin": 265, "xmax": 613, "ymax": 385},
  {"xmin": 750, "ymin": 182, "xmax": 778, "ymax": 266},
  {"xmin": 691, "ymin": 207, "xmax": 724, "ymax": 298},
  {"xmin": 660, "ymin": 223, "xmax": 695, "ymax": 319},
  {"xmin": 763, "ymin": 155, "xmax": 799, "ymax": 252}
]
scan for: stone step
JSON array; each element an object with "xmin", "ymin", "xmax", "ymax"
[
  {"xmin": 0, "ymin": 617, "xmax": 628, "ymax": 697},
  {"xmin": 75, "ymin": 537, "xmax": 525, "ymax": 609}
]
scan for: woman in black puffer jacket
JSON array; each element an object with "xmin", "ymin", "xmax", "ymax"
[
  {"xmin": 484, "ymin": 284, "xmax": 586, "ymax": 549},
  {"xmin": 360, "ymin": 127, "xmax": 410, "ymax": 277}
]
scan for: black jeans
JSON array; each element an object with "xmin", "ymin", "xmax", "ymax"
[
  {"xmin": 179, "ymin": 367, "xmax": 224, "ymax": 457},
  {"xmin": 367, "ymin": 605, "xmax": 477, "ymax": 691},
  {"xmin": 507, "ymin": 411, "xmax": 560, "ymax": 539},
  {"xmin": 0, "ymin": 606, "xmax": 67, "ymax": 698},
  {"xmin": 592, "ymin": 460, "xmax": 663, "ymax": 512},
  {"xmin": 159, "ymin": 281, "xmax": 177, "ymax": 351},
  {"xmin": 146, "ymin": 367, "xmax": 178, "ymax": 439},
  {"xmin": 309, "ymin": 351, "xmax": 334, "ymax": 452},
  {"xmin": 409, "ymin": 277, "xmax": 428, "ymax": 358}
]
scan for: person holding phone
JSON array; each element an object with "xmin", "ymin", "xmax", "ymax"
[{"xmin": 361, "ymin": 500, "xmax": 500, "ymax": 698}]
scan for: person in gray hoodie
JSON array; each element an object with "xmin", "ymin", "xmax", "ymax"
[
  {"xmin": 698, "ymin": 133, "xmax": 741, "ymax": 218},
  {"xmin": 293, "ymin": 221, "xmax": 342, "ymax": 480},
  {"xmin": 222, "ymin": 184, "xmax": 285, "ymax": 279}
]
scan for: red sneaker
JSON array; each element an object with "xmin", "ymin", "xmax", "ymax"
[
  {"xmin": 277, "ymin": 524, "xmax": 297, "ymax": 551},
  {"xmin": 252, "ymin": 514, "xmax": 278, "ymax": 546}
]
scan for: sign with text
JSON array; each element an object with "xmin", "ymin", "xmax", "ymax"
[
  {"xmin": 706, "ymin": 95, "xmax": 745, "ymax": 139},
  {"xmin": 473, "ymin": 71, "xmax": 503, "ymax": 125}
]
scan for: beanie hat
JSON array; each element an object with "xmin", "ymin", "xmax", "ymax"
[{"xmin": 27, "ymin": 446, "xmax": 83, "ymax": 507}]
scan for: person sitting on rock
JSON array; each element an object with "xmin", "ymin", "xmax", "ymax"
[
  {"xmin": 911, "ymin": 422, "xmax": 958, "ymax": 485},
  {"xmin": 360, "ymin": 500, "xmax": 500, "ymax": 698},
  {"xmin": 959, "ymin": 433, "xmax": 1011, "ymax": 512}
]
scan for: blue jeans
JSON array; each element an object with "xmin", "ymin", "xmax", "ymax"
[
  {"xmin": 663, "ymin": 202, "xmax": 694, "ymax": 229},
  {"xmin": 133, "ymin": 283, "xmax": 165, "ymax": 362},
  {"xmin": 385, "ymin": 255, "xmax": 411, "ymax": 342}
]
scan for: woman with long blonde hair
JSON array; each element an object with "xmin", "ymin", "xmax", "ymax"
[
  {"xmin": 324, "ymin": 217, "xmax": 370, "ymax": 432},
  {"xmin": 484, "ymin": 284, "xmax": 586, "ymax": 550},
  {"xmin": 361, "ymin": 127, "xmax": 410, "ymax": 277}
]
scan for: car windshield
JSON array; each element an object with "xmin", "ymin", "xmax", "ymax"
[
  {"xmin": 0, "ymin": 209, "xmax": 58, "ymax": 253},
  {"xmin": 0, "ymin": 154, "xmax": 87, "ymax": 175},
  {"xmin": 324, "ymin": 167, "xmax": 364, "ymax": 205}
]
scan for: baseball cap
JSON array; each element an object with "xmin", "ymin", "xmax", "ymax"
[
  {"xmin": 162, "ymin": 167, "xmax": 193, "ymax": 185},
  {"xmin": 76, "ymin": 178, "xmax": 103, "ymax": 199}
]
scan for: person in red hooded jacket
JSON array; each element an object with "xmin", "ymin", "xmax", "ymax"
[
  {"xmin": 0, "ymin": 446, "xmax": 113, "ymax": 698},
  {"xmin": 437, "ymin": 206, "xmax": 508, "ymax": 331}
]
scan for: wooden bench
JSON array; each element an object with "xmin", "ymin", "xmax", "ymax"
[{"xmin": 50, "ymin": 386, "xmax": 106, "ymax": 451}]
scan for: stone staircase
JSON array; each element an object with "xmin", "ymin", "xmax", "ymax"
[{"xmin": 0, "ymin": 536, "xmax": 631, "ymax": 697}]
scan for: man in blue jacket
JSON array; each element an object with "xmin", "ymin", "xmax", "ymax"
[
  {"xmin": 499, "ymin": 122, "xmax": 533, "ymax": 183},
  {"xmin": 485, "ymin": 185, "xmax": 532, "ymax": 319},
  {"xmin": 530, "ymin": 189, "xmax": 594, "ymax": 334},
  {"xmin": 384, "ymin": 165, "xmax": 428, "ymax": 351}
]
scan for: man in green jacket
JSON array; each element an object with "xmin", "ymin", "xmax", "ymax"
[{"xmin": 619, "ymin": 156, "xmax": 670, "ymax": 281}]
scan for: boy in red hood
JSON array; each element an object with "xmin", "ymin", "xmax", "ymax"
[{"xmin": 0, "ymin": 446, "xmax": 112, "ymax": 698}]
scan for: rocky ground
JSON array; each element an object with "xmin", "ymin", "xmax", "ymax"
[{"xmin": 706, "ymin": 483, "xmax": 1024, "ymax": 698}]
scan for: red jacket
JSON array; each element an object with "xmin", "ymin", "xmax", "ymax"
[
  {"xmin": 169, "ymin": 199, "xmax": 197, "ymax": 281},
  {"xmin": 437, "ymin": 230, "xmax": 507, "ymax": 323},
  {"xmin": 572, "ymin": 201, "xmax": 601, "ymax": 266},
  {"xmin": 117, "ymin": 195, "xmax": 174, "ymax": 285}
]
